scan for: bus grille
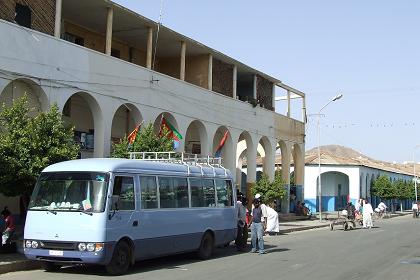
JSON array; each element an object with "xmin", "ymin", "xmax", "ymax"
[{"xmin": 40, "ymin": 241, "xmax": 78, "ymax": 251}]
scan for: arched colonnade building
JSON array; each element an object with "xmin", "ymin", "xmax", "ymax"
[{"xmin": 0, "ymin": 0, "xmax": 306, "ymax": 212}]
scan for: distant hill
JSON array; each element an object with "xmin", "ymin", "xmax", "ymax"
[{"xmin": 306, "ymin": 145, "xmax": 373, "ymax": 160}]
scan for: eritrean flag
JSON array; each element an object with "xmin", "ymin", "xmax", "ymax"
[
  {"xmin": 160, "ymin": 117, "xmax": 183, "ymax": 141},
  {"xmin": 127, "ymin": 122, "xmax": 143, "ymax": 144},
  {"xmin": 215, "ymin": 130, "xmax": 229, "ymax": 157}
]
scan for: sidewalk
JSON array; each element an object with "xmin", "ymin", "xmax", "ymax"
[{"xmin": 0, "ymin": 211, "xmax": 411, "ymax": 275}]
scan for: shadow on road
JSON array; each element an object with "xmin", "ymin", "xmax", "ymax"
[{"xmin": 47, "ymin": 244, "xmax": 290, "ymax": 276}]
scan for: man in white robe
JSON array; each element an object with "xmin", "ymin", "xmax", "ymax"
[{"xmin": 362, "ymin": 200, "xmax": 374, "ymax": 228}]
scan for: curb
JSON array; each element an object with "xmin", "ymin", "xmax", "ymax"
[{"xmin": 0, "ymin": 259, "xmax": 42, "ymax": 275}]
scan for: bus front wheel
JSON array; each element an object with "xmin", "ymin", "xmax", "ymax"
[
  {"xmin": 197, "ymin": 232, "xmax": 214, "ymax": 260},
  {"xmin": 106, "ymin": 241, "xmax": 131, "ymax": 275}
]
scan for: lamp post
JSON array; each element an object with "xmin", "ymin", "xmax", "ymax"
[
  {"xmin": 413, "ymin": 145, "xmax": 420, "ymax": 202},
  {"xmin": 317, "ymin": 94, "xmax": 343, "ymax": 222}
]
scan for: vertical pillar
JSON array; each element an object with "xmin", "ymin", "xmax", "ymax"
[
  {"xmin": 246, "ymin": 144, "xmax": 257, "ymax": 208},
  {"xmin": 146, "ymin": 27, "xmax": 153, "ymax": 69},
  {"xmin": 232, "ymin": 65, "xmax": 237, "ymax": 99},
  {"xmin": 180, "ymin": 41, "xmax": 186, "ymax": 80},
  {"xmin": 54, "ymin": 0, "xmax": 62, "ymax": 38},
  {"xmin": 253, "ymin": 75, "xmax": 257, "ymax": 100},
  {"xmin": 264, "ymin": 142, "xmax": 276, "ymax": 181},
  {"xmin": 208, "ymin": 54, "xmax": 213, "ymax": 90},
  {"xmin": 105, "ymin": 7, "xmax": 113, "ymax": 55},
  {"xmin": 272, "ymin": 83, "xmax": 276, "ymax": 110},
  {"xmin": 302, "ymin": 96, "xmax": 307, "ymax": 123},
  {"xmin": 287, "ymin": 90, "xmax": 291, "ymax": 117},
  {"xmin": 281, "ymin": 150, "xmax": 291, "ymax": 213}
]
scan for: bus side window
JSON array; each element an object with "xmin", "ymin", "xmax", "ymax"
[
  {"xmin": 215, "ymin": 179, "xmax": 232, "ymax": 207},
  {"xmin": 202, "ymin": 179, "xmax": 216, "ymax": 207},
  {"xmin": 112, "ymin": 176, "xmax": 135, "ymax": 210},
  {"xmin": 140, "ymin": 176, "xmax": 158, "ymax": 209},
  {"xmin": 174, "ymin": 177, "xmax": 188, "ymax": 208},
  {"xmin": 159, "ymin": 177, "xmax": 175, "ymax": 208},
  {"xmin": 189, "ymin": 178, "xmax": 204, "ymax": 207}
]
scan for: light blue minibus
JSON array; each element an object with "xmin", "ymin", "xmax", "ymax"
[{"xmin": 24, "ymin": 156, "xmax": 236, "ymax": 275}]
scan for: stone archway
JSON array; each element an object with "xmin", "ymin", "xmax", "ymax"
[
  {"xmin": 316, "ymin": 171, "xmax": 350, "ymax": 211},
  {"xmin": 62, "ymin": 92, "xmax": 102, "ymax": 158},
  {"xmin": 110, "ymin": 103, "xmax": 142, "ymax": 144},
  {"xmin": 0, "ymin": 78, "xmax": 49, "ymax": 115},
  {"xmin": 184, "ymin": 120, "xmax": 208, "ymax": 155}
]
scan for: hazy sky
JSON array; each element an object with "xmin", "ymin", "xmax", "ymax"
[{"xmin": 113, "ymin": 0, "xmax": 420, "ymax": 163}]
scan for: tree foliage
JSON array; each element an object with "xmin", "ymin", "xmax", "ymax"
[
  {"xmin": 251, "ymin": 170, "xmax": 287, "ymax": 205},
  {"xmin": 111, "ymin": 123, "xmax": 174, "ymax": 158},
  {"xmin": 0, "ymin": 96, "xmax": 79, "ymax": 196},
  {"xmin": 371, "ymin": 176, "xmax": 415, "ymax": 201}
]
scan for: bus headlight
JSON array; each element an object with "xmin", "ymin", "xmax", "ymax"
[
  {"xmin": 25, "ymin": 240, "xmax": 32, "ymax": 248},
  {"xmin": 31, "ymin": 241, "xmax": 39, "ymax": 249},
  {"xmin": 78, "ymin": 243, "xmax": 86, "ymax": 251},
  {"xmin": 86, "ymin": 243, "xmax": 95, "ymax": 252}
]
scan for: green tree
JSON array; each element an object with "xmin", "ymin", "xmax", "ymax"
[
  {"xmin": 111, "ymin": 122, "xmax": 174, "ymax": 158},
  {"xmin": 0, "ymin": 96, "xmax": 79, "ymax": 197},
  {"xmin": 371, "ymin": 175, "xmax": 397, "ymax": 200},
  {"xmin": 251, "ymin": 170, "xmax": 287, "ymax": 205}
]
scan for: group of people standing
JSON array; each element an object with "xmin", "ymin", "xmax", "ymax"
[
  {"xmin": 354, "ymin": 198, "xmax": 375, "ymax": 229},
  {"xmin": 235, "ymin": 193, "xmax": 279, "ymax": 255}
]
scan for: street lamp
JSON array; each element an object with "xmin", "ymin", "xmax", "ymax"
[
  {"xmin": 413, "ymin": 145, "xmax": 420, "ymax": 203},
  {"xmin": 317, "ymin": 94, "xmax": 343, "ymax": 222}
]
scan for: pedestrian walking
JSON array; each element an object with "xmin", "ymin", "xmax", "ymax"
[
  {"xmin": 235, "ymin": 193, "xmax": 248, "ymax": 251},
  {"xmin": 249, "ymin": 198, "xmax": 266, "ymax": 254},
  {"xmin": 362, "ymin": 199, "xmax": 374, "ymax": 228},
  {"xmin": 411, "ymin": 201, "xmax": 418, "ymax": 218}
]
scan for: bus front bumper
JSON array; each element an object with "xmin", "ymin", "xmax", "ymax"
[{"xmin": 23, "ymin": 244, "xmax": 114, "ymax": 265}]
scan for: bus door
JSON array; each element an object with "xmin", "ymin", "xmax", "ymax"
[{"xmin": 107, "ymin": 174, "xmax": 138, "ymax": 242}]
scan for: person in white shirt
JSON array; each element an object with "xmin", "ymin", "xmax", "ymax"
[
  {"xmin": 362, "ymin": 199, "xmax": 374, "ymax": 228},
  {"xmin": 412, "ymin": 202, "xmax": 418, "ymax": 218},
  {"xmin": 377, "ymin": 201, "xmax": 387, "ymax": 212}
]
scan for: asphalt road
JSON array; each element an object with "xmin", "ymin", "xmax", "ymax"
[{"xmin": 2, "ymin": 215, "xmax": 419, "ymax": 280}]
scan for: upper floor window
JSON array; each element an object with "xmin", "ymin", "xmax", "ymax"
[
  {"xmin": 63, "ymin": 32, "xmax": 85, "ymax": 46},
  {"xmin": 15, "ymin": 4, "xmax": 31, "ymax": 28}
]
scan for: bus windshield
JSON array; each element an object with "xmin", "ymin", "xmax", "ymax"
[{"xmin": 29, "ymin": 172, "xmax": 109, "ymax": 213}]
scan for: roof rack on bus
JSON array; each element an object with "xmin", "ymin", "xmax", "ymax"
[{"xmin": 128, "ymin": 152, "xmax": 225, "ymax": 174}]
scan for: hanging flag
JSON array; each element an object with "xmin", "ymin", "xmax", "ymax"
[
  {"xmin": 127, "ymin": 122, "xmax": 142, "ymax": 144},
  {"xmin": 215, "ymin": 130, "xmax": 229, "ymax": 157},
  {"xmin": 160, "ymin": 117, "xmax": 183, "ymax": 140}
]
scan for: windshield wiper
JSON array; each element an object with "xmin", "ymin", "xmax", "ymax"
[
  {"xmin": 80, "ymin": 210, "xmax": 93, "ymax": 216},
  {"xmin": 48, "ymin": 209, "xmax": 57, "ymax": 215}
]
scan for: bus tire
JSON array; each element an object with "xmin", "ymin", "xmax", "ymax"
[
  {"xmin": 106, "ymin": 240, "xmax": 131, "ymax": 275},
  {"xmin": 197, "ymin": 232, "xmax": 214, "ymax": 260},
  {"xmin": 43, "ymin": 262, "xmax": 62, "ymax": 272}
]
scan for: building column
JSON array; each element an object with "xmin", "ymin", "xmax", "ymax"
[
  {"xmin": 105, "ymin": 7, "xmax": 113, "ymax": 55},
  {"xmin": 208, "ymin": 54, "xmax": 213, "ymax": 90},
  {"xmin": 146, "ymin": 27, "xmax": 153, "ymax": 69},
  {"xmin": 180, "ymin": 41, "xmax": 186, "ymax": 81},
  {"xmin": 281, "ymin": 150, "xmax": 291, "ymax": 213},
  {"xmin": 253, "ymin": 75, "xmax": 257, "ymax": 100},
  {"xmin": 54, "ymin": 0, "xmax": 62, "ymax": 38},
  {"xmin": 287, "ymin": 90, "xmax": 291, "ymax": 117},
  {"xmin": 302, "ymin": 95, "xmax": 307, "ymax": 123},
  {"xmin": 232, "ymin": 65, "xmax": 237, "ymax": 99},
  {"xmin": 264, "ymin": 141, "xmax": 276, "ymax": 181},
  {"xmin": 246, "ymin": 144, "xmax": 257, "ymax": 207},
  {"xmin": 272, "ymin": 83, "xmax": 276, "ymax": 110}
]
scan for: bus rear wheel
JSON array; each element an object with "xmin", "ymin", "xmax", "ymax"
[
  {"xmin": 197, "ymin": 232, "xmax": 214, "ymax": 260},
  {"xmin": 106, "ymin": 241, "xmax": 131, "ymax": 275}
]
